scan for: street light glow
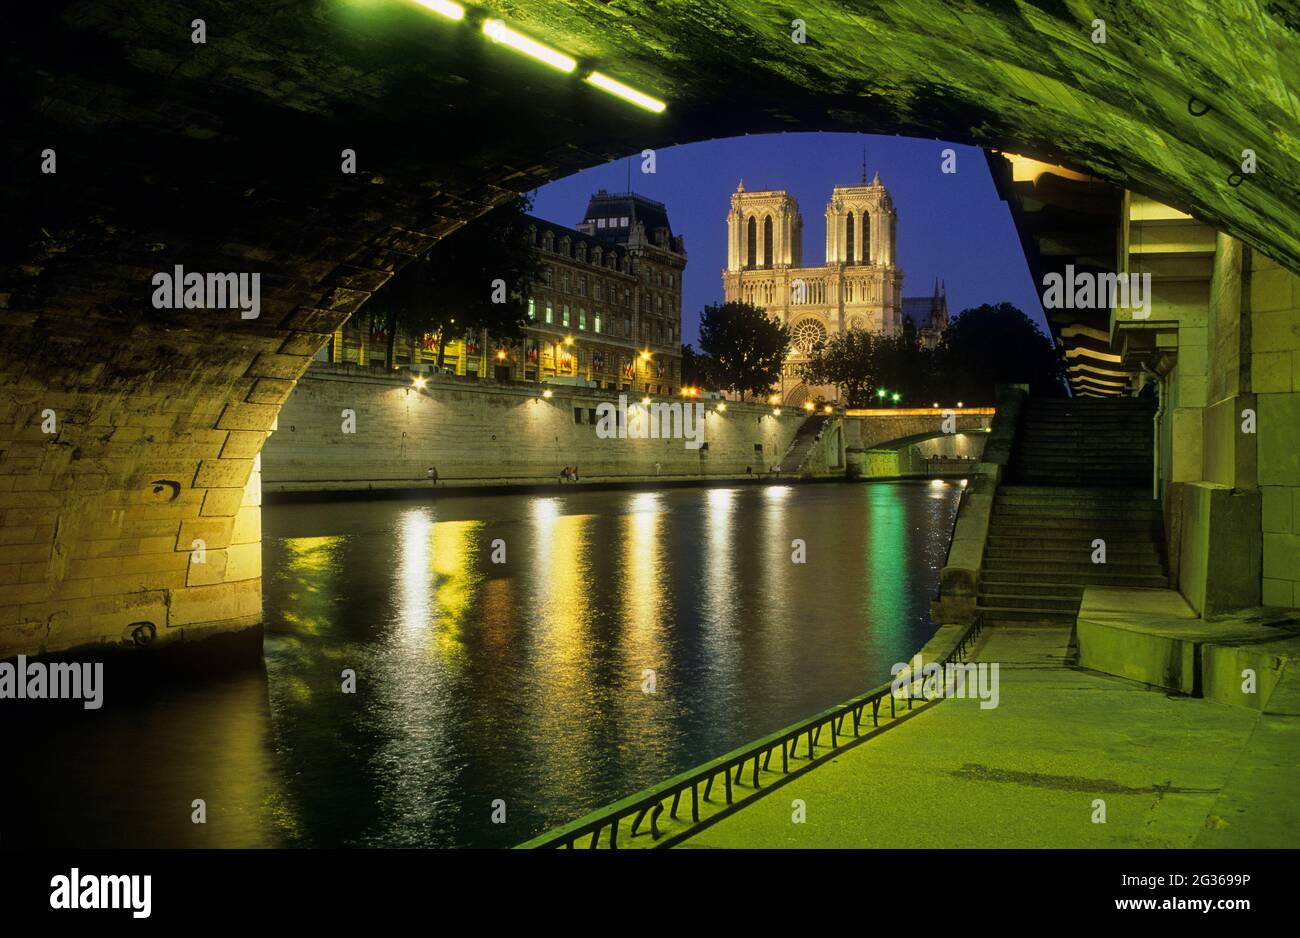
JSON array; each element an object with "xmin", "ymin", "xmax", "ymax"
[
  {"xmin": 584, "ymin": 72, "xmax": 667, "ymax": 113},
  {"xmin": 411, "ymin": 0, "xmax": 465, "ymax": 20},
  {"xmin": 482, "ymin": 19, "xmax": 576, "ymax": 73}
]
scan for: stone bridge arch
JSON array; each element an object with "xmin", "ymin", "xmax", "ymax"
[{"xmin": 2, "ymin": 1, "xmax": 1298, "ymax": 656}]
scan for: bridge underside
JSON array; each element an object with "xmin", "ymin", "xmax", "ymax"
[{"xmin": 2, "ymin": 1, "xmax": 1298, "ymax": 656}]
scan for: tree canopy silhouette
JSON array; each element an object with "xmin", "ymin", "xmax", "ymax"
[
  {"xmin": 697, "ymin": 301, "xmax": 790, "ymax": 401},
  {"xmin": 366, "ymin": 195, "xmax": 541, "ymax": 368}
]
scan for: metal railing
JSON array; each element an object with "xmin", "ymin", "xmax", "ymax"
[{"xmin": 518, "ymin": 615, "xmax": 984, "ymax": 849}]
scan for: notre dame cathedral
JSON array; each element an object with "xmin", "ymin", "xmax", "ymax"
[{"xmin": 722, "ymin": 174, "xmax": 949, "ymax": 405}]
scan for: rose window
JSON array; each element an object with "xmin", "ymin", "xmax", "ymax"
[{"xmin": 793, "ymin": 318, "xmax": 828, "ymax": 354}]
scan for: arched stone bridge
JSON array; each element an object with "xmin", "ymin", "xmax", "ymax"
[
  {"xmin": 3, "ymin": 1, "xmax": 1298, "ymax": 656},
  {"xmin": 847, "ymin": 408, "xmax": 994, "ymax": 451}
]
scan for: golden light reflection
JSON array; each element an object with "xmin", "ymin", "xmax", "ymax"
[
  {"xmin": 278, "ymin": 535, "xmax": 346, "ymax": 633},
  {"xmin": 526, "ymin": 500, "xmax": 603, "ymax": 796},
  {"xmin": 702, "ymin": 488, "xmax": 740, "ymax": 666},
  {"xmin": 393, "ymin": 509, "xmax": 485, "ymax": 664}
]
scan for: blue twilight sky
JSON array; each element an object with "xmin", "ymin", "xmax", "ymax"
[{"xmin": 530, "ymin": 132, "xmax": 1046, "ymax": 346}]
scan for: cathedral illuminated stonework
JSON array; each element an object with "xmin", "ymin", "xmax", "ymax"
[{"xmin": 722, "ymin": 175, "xmax": 946, "ymax": 404}]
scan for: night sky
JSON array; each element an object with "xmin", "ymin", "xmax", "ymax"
[{"xmin": 531, "ymin": 133, "xmax": 1046, "ymax": 346}]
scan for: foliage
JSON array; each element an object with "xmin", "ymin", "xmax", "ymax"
[
  {"xmin": 366, "ymin": 195, "xmax": 542, "ymax": 367},
  {"xmin": 798, "ymin": 303, "xmax": 1065, "ymax": 406},
  {"xmin": 697, "ymin": 301, "xmax": 790, "ymax": 401}
]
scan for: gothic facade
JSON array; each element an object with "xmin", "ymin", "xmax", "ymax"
[{"xmin": 722, "ymin": 175, "xmax": 945, "ymax": 404}]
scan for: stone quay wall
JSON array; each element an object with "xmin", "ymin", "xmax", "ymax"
[{"xmin": 262, "ymin": 364, "xmax": 845, "ymax": 491}]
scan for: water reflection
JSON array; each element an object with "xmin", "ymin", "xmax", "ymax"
[{"xmin": 4, "ymin": 482, "xmax": 958, "ymax": 848}]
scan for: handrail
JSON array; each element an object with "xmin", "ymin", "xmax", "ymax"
[{"xmin": 518, "ymin": 614, "xmax": 984, "ymax": 849}]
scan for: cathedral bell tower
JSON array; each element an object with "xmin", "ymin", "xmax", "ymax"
[
  {"xmin": 824, "ymin": 172, "xmax": 896, "ymax": 267},
  {"xmin": 726, "ymin": 181, "xmax": 804, "ymax": 271}
]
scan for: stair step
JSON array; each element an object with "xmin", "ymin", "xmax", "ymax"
[
  {"xmin": 987, "ymin": 534, "xmax": 1161, "ymax": 550},
  {"xmin": 987, "ymin": 545, "xmax": 1164, "ymax": 558},
  {"xmin": 982, "ymin": 560, "xmax": 1167, "ymax": 576},
  {"xmin": 981, "ymin": 571, "xmax": 1170, "ymax": 588},
  {"xmin": 974, "ymin": 605, "xmax": 1077, "ymax": 622},
  {"xmin": 976, "ymin": 592, "xmax": 1081, "ymax": 611},
  {"xmin": 996, "ymin": 490, "xmax": 1157, "ymax": 503}
]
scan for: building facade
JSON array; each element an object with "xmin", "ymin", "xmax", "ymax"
[
  {"xmin": 721, "ymin": 175, "xmax": 949, "ymax": 404},
  {"xmin": 323, "ymin": 190, "xmax": 687, "ymax": 396}
]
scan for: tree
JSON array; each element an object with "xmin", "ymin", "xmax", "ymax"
[
  {"xmin": 680, "ymin": 343, "xmax": 719, "ymax": 390},
  {"xmin": 936, "ymin": 303, "xmax": 1066, "ymax": 403},
  {"xmin": 366, "ymin": 195, "xmax": 542, "ymax": 369},
  {"xmin": 798, "ymin": 328, "xmax": 879, "ymax": 407},
  {"xmin": 697, "ymin": 301, "xmax": 790, "ymax": 401}
]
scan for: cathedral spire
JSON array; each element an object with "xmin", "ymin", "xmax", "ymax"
[{"xmin": 861, "ymin": 146, "xmax": 867, "ymax": 184}]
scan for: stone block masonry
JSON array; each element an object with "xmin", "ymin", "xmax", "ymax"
[{"xmin": 262, "ymin": 364, "xmax": 829, "ymax": 490}]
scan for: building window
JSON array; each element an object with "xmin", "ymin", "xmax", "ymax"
[
  {"xmin": 563, "ymin": 271, "xmax": 570, "ymax": 292},
  {"xmin": 579, "ymin": 308, "xmax": 586, "ymax": 331},
  {"xmin": 746, "ymin": 215, "xmax": 757, "ymax": 268},
  {"xmin": 763, "ymin": 215, "xmax": 773, "ymax": 267},
  {"xmin": 597, "ymin": 218, "xmax": 606, "ymax": 228},
  {"xmin": 594, "ymin": 314, "xmax": 602, "ymax": 334},
  {"xmin": 573, "ymin": 407, "xmax": 583, "ymax": 424},
  {"xmin": 562, "ymin": 305, "xmax": 570, "ymax": 327},
  {"xmin": 527, "ymin": 297, "xmax": 536, "ymax": 320},
  {"xmin": 620, "ymin": 217, "xmax": 628, "ymax": 227},
  {"xmin": 846, "ymin": 210, "xmax": 856, "ymax": 264},
  {"xmin": 545, "ymin": 302, "xmax": 553, "ymax": 324}
]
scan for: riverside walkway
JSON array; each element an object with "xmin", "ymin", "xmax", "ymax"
[{"xmin": 675, "ymin": 621, "xmax": 1293, "ymax": 849}]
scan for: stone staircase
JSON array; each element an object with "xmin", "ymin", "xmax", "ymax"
[
  {"xmin": 978, "ymin": 396, "xmax": 1167, "ymax": 627},
  {"xmin": 1009, "ymin": 396, "xmax": 1156, "ymax": 488},
  {"xmin": 778, "ymin": 412, "xmax": 830, "ymax": 473}
]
